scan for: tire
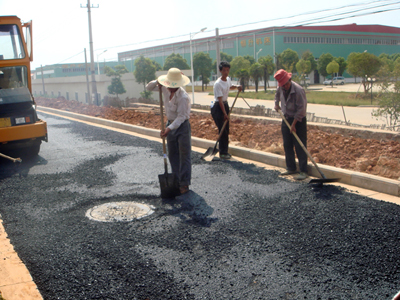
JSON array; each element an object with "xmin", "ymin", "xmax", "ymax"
[
  {"xmin": 341, "ymin": 82, "xmax": 344, "ymax": 85},
  {"xmin": 28, "ymin": 140, "xmax": 41, "ymax": 157}
]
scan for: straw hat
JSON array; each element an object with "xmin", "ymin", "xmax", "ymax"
[
  {"xmin": 158, "ymin": 68, "xmax": 190, "ymax": 88},
  {"xmin": 274, "ymin": 69, "xmax": 292, "ymax": 87}
]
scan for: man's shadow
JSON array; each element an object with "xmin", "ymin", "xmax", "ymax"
[{"xmin": 162, "ymin": 191, "xmax": 216, "ymax": 227}]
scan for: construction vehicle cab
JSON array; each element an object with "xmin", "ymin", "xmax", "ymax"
[{"xmin": 0, "ymin": 16, "xmax": 47, "ymax": 156}]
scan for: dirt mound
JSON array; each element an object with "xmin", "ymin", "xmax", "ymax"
[{"xmin": 36, "ymin": 97, "xmax": 400, "ymax": 180}]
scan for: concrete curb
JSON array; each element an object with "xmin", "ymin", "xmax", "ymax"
[{"xmin": 38, "ymin": 106, "xmax": 400, "ymax": 197}]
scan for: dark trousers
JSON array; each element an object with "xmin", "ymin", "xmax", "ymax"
[
  {"xmin": 281, "ymin": 117, "xmax": 308, "ymax": 173},
  {"xmin": 166, "ymin": 120, "xmax": 191, "ymax": 187},
  {"xmin": 211, "ymin": 102, "xmax": 230, "ymax": 154}
]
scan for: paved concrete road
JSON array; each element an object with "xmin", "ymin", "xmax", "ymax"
[
  {"xmin": 0, "ymin": 112, "xmax": 399, "ymax": 299},
  {"xmin": 192, "ymin": 83, "xmax": 387, "ymax": 126}
]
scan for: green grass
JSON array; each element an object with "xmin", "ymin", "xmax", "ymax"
[
  {"xmin": 183, "ymin": 86, "xmax": 214, "ymax": 93},
  {"xmin": 225, "ymin": 90, "xmax": 379, "ymax": 107}
]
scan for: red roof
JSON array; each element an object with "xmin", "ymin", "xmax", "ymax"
[{"xmin": 294, "ymin": 24, "xmax": 400, "ymax": 34}]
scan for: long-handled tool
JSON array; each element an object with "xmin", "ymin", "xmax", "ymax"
[
  {"xmin": 201, "ymin": 90, "xmax": 241, "ymax": 161},
  {"xmin": 0, "ymin": 152, "xmax": 22, "ymax": 163},
  {"xmin": 158, "ymin": 87, "xmax": 181, "ymax": 198},
  {"xmin": 277, "ymin": 109, "xmax": 340, "ymax": 185}
]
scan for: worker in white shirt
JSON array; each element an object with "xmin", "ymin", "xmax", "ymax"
[
  {"xmin": 211, "ymin": 61, "xmax": 242, "ymax": 159},
  {"xmin": 146, "ymin": 68, "xmax": 191, "ymax": 195}
]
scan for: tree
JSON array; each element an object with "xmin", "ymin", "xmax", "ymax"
[
  {"xmin": 335, "ymin": 57, "xmax": 347, "ymax": 76},
  {"xmin": 243, "ymin": 55, "xmax": 256, "ymax": 66},
  {"xmin": 230, "ymin": 56, "xmax": 251, "ymax": 78},
  {"xmin": 134, "ymin": 56, "xmax": 156, "ymax": 91},
  {"xmin": 275, "ymin": 53, "xmax": 282, "ymax": 71},
  {"xmin": 317, "ymin": 53, "xmax": 334, "ymax": 79},
  {"xmin": 220, "ymin": 52, "xmax": 233, "ymax": 63},
  {"xmin": 163, "ymin": 53, "xmax": 190, "ymax": 71},
  {"xmin": 301, "ymin": 50, "xmax": 317, "ymax": 73},
  {"xmin": 280, "ymin": 49, "xmax": 299, "ymax": 73},
  {"xmin": 212, "ymin": 52, "xmax": 233, "ymax": 72},
  {"xmin": 394, "ymin": 57, "xmax": 400, "ymax": 79},
  {"xmin": 258, "ymin": 55, "xmax": 275, "ymax": 91},
  {"xmin": 104, "ymin": 65, "xmax": 129, "ymax": 98},
  {"xmin": 380, "ymin": 56, "xmax": 395, "ymax": 72},
  {"xmin": 326, "ymin": 61, "xmax": 339, "ymax": 87},
  {"xmin": 372, "ymin": 62, "xmax": 400, "ymax": 127},
  {"xmin": 347, "ymin": 52, "xmax": 382, "ymax": 94},
  {"xmin": 379, "ymin": 53, "xmax": 390, "ymax": 60},
  {"xmin": 390, "ymin": 53, "xmax": 400, "ymax": 62},
  {"xmin": 249, "ymin": 63, "xmax": 264, "ymax": 92},
  {"xmin": 236, "ymin": 69, "xmax": 250, "ymax": 92},
  {"xmin": 193, "ymin": 52, "xmax": 213, "ymax": 91},
  {"xmin": 296, "ymin": 59, "xmax": 311, "ymax": 87},
  {"xmin": 151, "ymin": 60, "xmax": 162, "ymax": 71}
]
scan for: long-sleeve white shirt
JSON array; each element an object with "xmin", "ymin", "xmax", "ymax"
[{"xmin": 146, "ymin": 80, "xmax": 191, "ymax": 131}]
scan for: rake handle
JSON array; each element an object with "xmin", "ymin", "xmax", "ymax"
[{"xmin": 277, "ymin": 109, "xmax": 326, "ymax": 179}]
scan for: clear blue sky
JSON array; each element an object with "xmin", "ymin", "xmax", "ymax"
[{"xmin": 1, "ymin": 0, "xmax": 399, "ymax": 70}]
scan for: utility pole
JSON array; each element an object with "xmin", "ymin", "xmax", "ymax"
[
  {"xmin": 216, "ymin": 28, "xmax": 221, "ymax": 78},
  {"xmin": 273, "ymin": 27, "xmax": 277, "ymax": 87},
  {"xmin": 81, "ymin": 0, "xmax": 99, "ymax": 105},
  {"xmin": 84, "ymin": 48, "xmax": 92, "ymax": 104}
]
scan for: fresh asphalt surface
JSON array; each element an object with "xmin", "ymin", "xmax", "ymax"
[{"xmin": 0, "ymin": 112, "xmax": 399, "ymax": 300}]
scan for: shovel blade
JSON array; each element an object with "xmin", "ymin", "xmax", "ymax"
[
  {"xmin": 158, "ymin": 173, "xmax": 180, "ymax": 198},
  {"xmin": 201, "ymin": 147, "xmax": 219, "ymax": 161}
]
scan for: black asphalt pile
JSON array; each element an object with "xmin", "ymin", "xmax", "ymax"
[{"xmin": 0, "ymin": 113, "xmax": 399, "ymax": 300}]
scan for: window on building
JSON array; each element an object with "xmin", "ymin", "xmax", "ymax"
[
  {"xmin": 223, "ymin": 40, "xmax": 234, "ymax": 49},
  {"xmin": 197, "ymin": 44, "xmax": 208, "ymax": 52}
]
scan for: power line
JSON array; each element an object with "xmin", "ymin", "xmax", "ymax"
[
  {"xmin": 56, "ymin": 51, "xmax": 84, "ymax": 64},
  {"xmin": 102, "ymin": 1, "xmax": 400, "ymax": 52},
  {"xmin": 56, "ymin": 1, "xmax": 400, "ymax": 64},
  {"xmin": 217, "ymin": 5, "xmax": 400, "ymax": 41},
  {"xmin": 219, "ymin": 0, "xmax": 400, "ymax": 31}
]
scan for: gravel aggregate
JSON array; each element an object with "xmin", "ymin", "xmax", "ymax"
[{"xmin": 0, "ymin": 112, "xmax": 399, "ymax": 300}]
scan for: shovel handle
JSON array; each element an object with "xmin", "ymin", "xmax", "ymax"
[
  {"xmin": 215, "ymin": 90, "xmax": 241, "ymax": 144},
  {"xmin": 277, "ymin": 109, "xmax": 326, "ymax": 179},
  {"xmin": 0, "ymin": 152, "xmax": 22, "ymax": 163},
  {"xmin": 159, "ymin": 87, "xmax": 169, "ymax": 174}
]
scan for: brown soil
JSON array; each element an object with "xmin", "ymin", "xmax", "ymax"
[{"xmin": 36, "ymin": 97, "xmax": 400, "ymax": 181}]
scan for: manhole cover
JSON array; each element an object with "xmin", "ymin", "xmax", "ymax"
[{"xmin": 86, "ymin": 202, "xmax": 155, "ymax": 222}]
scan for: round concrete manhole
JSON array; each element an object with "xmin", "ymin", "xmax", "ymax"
[{"xmin": 86, "ymin": 202, "xmax": 155, "ymax": 222}]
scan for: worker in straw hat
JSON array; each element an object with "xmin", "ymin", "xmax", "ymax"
[
  {"xmin": 274, "ymin": 69, "xmax": 308, "ymax": 181},
  {"xmin": 146, "ymin": 68, "xmax": 192, "ymax": 194}
]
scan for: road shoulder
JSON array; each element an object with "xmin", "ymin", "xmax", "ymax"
[{"xmin": 0, "ymin": 219, "xmax": 42, "ymax": 300}]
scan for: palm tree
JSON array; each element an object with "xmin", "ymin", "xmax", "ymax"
[
  {"xmin": 258, "ymin": 55, "xmax": 275, "ymax": 92},
  {"xmin": 249, "ymin": 63, "xmax": 264, "ymax": 92},
  {"xmin": 236, "ymin": 69, "xmax": 250, "ymax": 92}
]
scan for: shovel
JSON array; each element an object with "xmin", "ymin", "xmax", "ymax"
[
  {"xmin": 201, "ymin": 90, "xmax": 240, "ymax": 161},
  {"xmin": 277, "ymin": 109, "xmax": 340, "ymax": 185},
  {"xmin": 158, "ymin": 87, "xmax": 180, "ymax": 198}
]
